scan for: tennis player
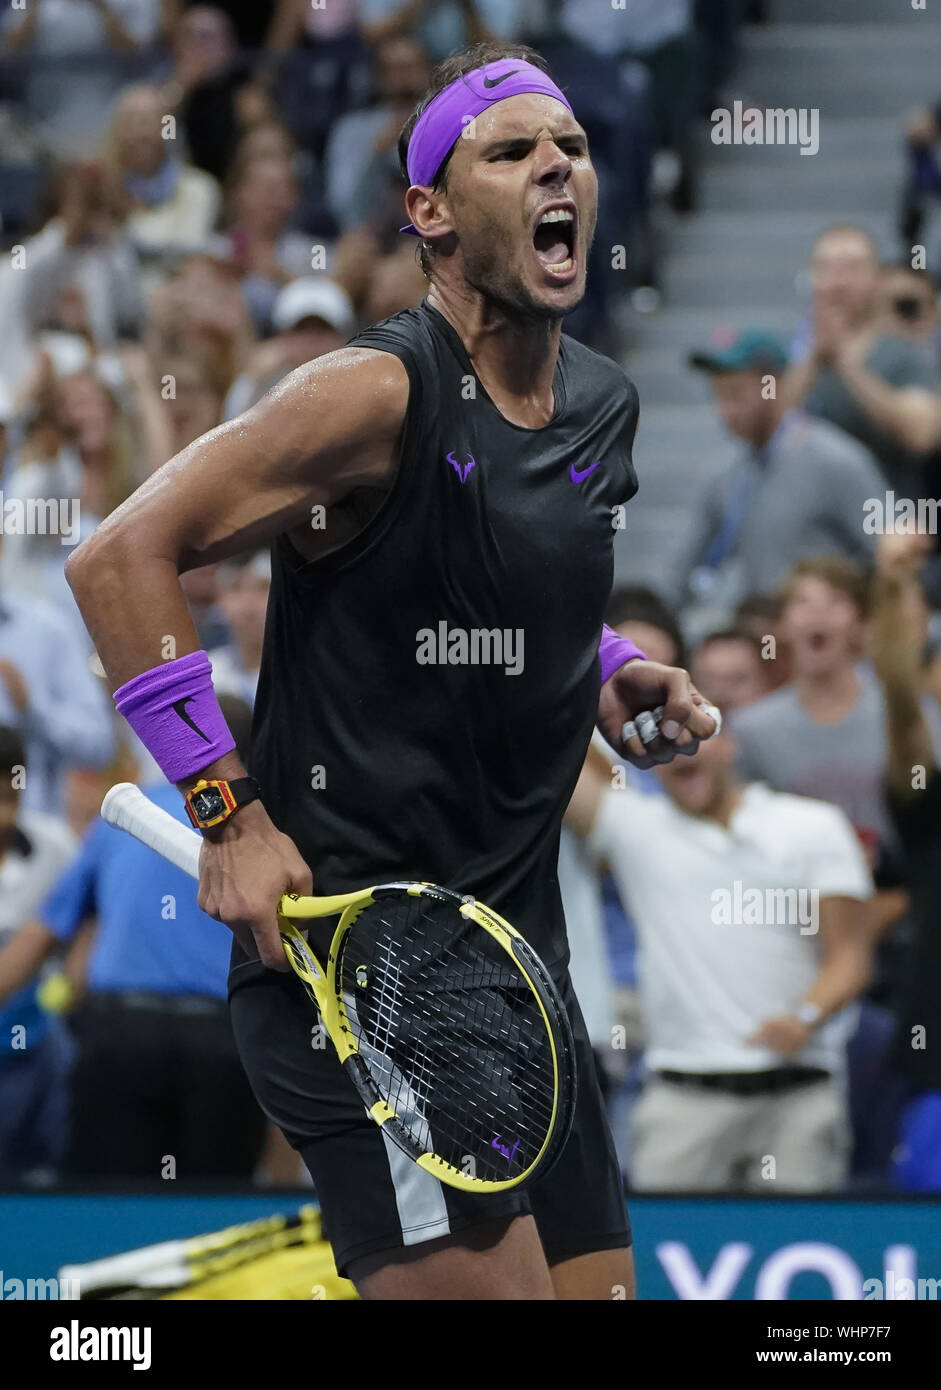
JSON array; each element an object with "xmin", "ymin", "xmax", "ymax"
[{"xmin": 67, "ymin": 41, "xmax": 718, "ymax": 1300}]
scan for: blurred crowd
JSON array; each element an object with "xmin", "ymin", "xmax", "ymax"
[{"xmin": 1, "ymin": 0, "xmax": 940, "ymax": 1201}]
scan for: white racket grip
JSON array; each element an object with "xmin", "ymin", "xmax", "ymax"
[{"xmin": 101, "ymin": 782, "xmax": 202, "ymax": 879}]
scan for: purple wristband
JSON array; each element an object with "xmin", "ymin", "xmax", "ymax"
[
  {"xmin": 113, "ymin": 650, "xmax": 235, "ymax": 784},
  {"xmin": 599, "ymin": 624, "xmax": 646, "ymax": 684}
]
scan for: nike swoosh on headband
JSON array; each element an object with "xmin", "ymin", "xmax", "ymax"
[{"xmin": 483, "ymin": 69, "xmax": 522, "ymax": 88}]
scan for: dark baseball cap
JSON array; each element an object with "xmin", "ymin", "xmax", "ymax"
[{"xmin": 689, "ymin": 328, "xmax": 788, "ymax": 374}]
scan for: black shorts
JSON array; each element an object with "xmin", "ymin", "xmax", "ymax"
[{"xmin": 228, "ymin": 952, "xmax": 631, "ymax": 1279}]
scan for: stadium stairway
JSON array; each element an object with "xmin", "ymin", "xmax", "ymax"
[{"xmin": 612, "ymin": 1, "xmax": 941, "ymax": 602}]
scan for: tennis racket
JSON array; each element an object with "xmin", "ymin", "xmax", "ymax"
[
  {"xmin": 58, "ymin": 1206, "xmax": 324, "ymax": 1299},
  {"xmin": 101, "ymin": 783, "xmax": 576, "ymax": 1194}
]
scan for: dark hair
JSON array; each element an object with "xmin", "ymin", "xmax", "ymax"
[
  {"xmin": 397, "ymin": 41, "xmax": 553, "ymax": 277},
  {"xmin": 604, "ymin": 586, "xmax": 686, "ymax": 667},
  {"xmin": 0, "ymin": 725, "xmax": 26, "ymax": 778}
]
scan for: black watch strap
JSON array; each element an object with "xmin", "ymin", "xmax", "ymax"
[{"xmin": 228, "ymin": 776, "xmax": 262, "ymax": 809}]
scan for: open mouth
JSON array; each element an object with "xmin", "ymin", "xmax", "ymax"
[{"xmin": 532, "ymin": 206, "xmax": 576, "ymax": 277}]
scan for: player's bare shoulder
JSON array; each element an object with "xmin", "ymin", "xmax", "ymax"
[
  {"xmin": 271, "ymin": 345, "xmax": 412, "ymax": 564},
  {"xmin": 263, "ymin": 345, "xmax": 411, "ymax": 489},
  {"xmin": 68, "ymin": 342, "xmax": 414, "ymax": 582}
]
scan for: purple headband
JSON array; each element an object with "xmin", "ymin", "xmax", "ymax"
[{"xmin": 400, "ymin": 58, "xmax": 573, "ymax": 235}]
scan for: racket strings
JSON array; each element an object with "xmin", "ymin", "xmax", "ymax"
[{"xmin": 338, "ymin": 896, "xmax": 558, "ymax": 1182}]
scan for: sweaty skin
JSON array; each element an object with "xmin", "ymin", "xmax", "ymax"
[
  {"xmin": 66, "ymin": 91, "xmax": 714, "ymax": 978},
  {"xmin": 65, "ymin": 82, "xmax": 715, "ymax": 1304}
]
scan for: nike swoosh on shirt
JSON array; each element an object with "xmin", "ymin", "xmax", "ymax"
[
  {"xmin": 570, "ymin": 461, "xmax": 601, "ymax": 484},
  {"xmin": 171, "ymin": 696, "xmax": 211, "ymax": 743},
  {"xmin": 483, "ymin": 69, "xmax": 522, "ymax": 88}
]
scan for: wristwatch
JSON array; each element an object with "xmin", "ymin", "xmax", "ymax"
[
  {"xmin": 184, "ymin": 777, "xmax": 261, "ymax": 832},
  {"xmin": 794, "ymin": 1002, "xmax": 823, "ymax": 1029}
]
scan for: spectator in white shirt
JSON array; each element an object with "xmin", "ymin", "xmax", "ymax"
[
  {"xmin": 565, "ymin": 722, "xmax": 875, "ymax": 1193},
  {"xmin": 107, "ymin": 83, "xmax": 221, "ymax": 294}
]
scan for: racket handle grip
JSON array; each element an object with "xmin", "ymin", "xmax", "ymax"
[{"xmin": 101, "ymin": 782, "xmax": 202, "ymax": 879}]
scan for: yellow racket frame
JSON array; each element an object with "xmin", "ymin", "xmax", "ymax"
[{"xmin": 277, "ymin": 883, "xmax": 569, "ymax": 1193}]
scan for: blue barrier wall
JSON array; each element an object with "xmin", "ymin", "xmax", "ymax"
[{"xmin": 1, "ymin": 1193, "xmax": 939, "ymax": 1299}]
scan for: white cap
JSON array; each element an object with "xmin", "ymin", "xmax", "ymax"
[{"xmin": 271, "ymin": 278, "xmax": 355, "ymax": 336}]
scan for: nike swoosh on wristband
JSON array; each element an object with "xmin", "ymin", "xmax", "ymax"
[
  {"xmin": 171, "ymin": 696, "xmax": 211, "ymax": 743},
  {"xmin": 570, "ymin": 461, "xmax": 601, "ymax": 484},
  {"xmin": 483, "ymin": 69, "xmax": 522, "ymax": 88}
]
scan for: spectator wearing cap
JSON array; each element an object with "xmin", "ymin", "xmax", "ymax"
[
  {"xmin": 780, "ymin": 226, "xmax": 940, "ymax": 491},
  {"xmin": 222, "ymin": 277, "xmax": 354, "ymax": 419},
  {"xmin": 681, "ymin": 328, "xmax": 883, "ymax": 633},
  {"xmin": 0, "ymin": 725, "xmax": 77, "ymax": 1180}
]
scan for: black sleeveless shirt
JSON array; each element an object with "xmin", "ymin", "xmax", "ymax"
[{"xmin": 243, "ymin": 300, "xmax": 639, "ymax": 975}]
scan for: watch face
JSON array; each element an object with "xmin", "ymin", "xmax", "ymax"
[{"xmin": 192, "ymin": 788, "xmax": 227, "ymax": 822}]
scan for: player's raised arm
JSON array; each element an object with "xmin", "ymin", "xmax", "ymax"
[{"xmin": 65, "ymin": 348, "xmax": 410, "ymax": 969}]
